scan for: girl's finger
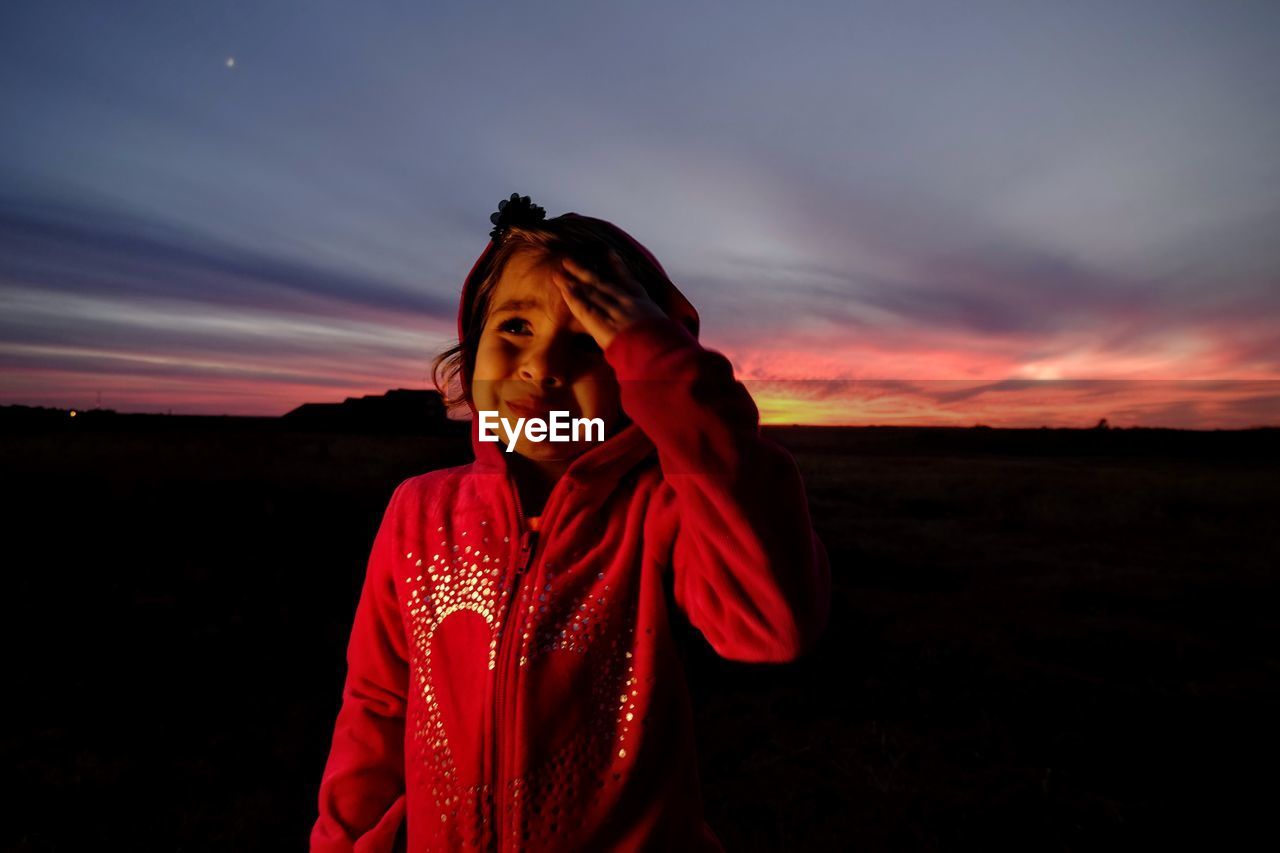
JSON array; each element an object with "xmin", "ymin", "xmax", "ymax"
[
  {"xmin": 606, "ymin": 248, "xmax": 648, "ymax": 298},
  {"xmin": 553, "ymin": 269, "xmax": 616, "ymax": 322},
  {"xmin": 562, "ymin": 253, "xmax": 643, "ymax": 306},
  {"xmin": 551, "ymin": 268, "xmax": 585, "ymax": 306},
  {"xmin": 560, "ymin": 255, "xmax": 599, "ymax": 284},
  {"xmin": 559, "ymin": 266, "xmax": 624, "ymax": 311},
  {"xmin": 555, "ymin": 266, "xmax": 592, "ymax": 295},
  {"xmin": 576, "ymin": 287, "xmax": 620, "ymax": 318},
  {"xmin": 577, "ymin": 267, "xmax": 636, "ymax": 306}
]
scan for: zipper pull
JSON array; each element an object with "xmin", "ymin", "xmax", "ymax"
[{"xmin": 515, "ymin": 529, "xmax": 539, "ymax": 575}]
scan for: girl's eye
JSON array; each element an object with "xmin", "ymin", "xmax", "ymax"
[
  {"xmin": 498, "ymin": 318, "xmax": 529, "ymax": 335},
  {"xmin": 495, "ymin": 320, "xmax": 599, "ymax": 354}
]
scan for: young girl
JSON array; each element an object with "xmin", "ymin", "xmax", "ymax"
[{"xmin": 311, "ymin": 194, "xmax": 832, "ymax": 852}]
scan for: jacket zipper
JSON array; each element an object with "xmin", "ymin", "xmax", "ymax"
[
  {"xmin": 488, "ymin": 468, "xmax": 576, "ymax": 845},
  {"xmin": 491, "ymin": 472, "xmax": 558, "ymax": 850}
]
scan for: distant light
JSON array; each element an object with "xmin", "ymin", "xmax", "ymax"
[
  {"xmin": 70, "ymin": 409, "xmax": 77, "ymax": 417},
  {"xmin": 1019, "ymin": 363, "xmax": 1062, "ymax": 380},
  {"xmin": 226, "ymin": 56, "xmax": 236, "ymax": 69}
]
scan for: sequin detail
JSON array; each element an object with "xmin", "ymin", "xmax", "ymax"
[
  {"xmin": 401, "ymin": 514, "xmax": 644, "ymax": 846},
  {"xmin": 500, "ymin": 623, "xmax": 643, "ymax": 848},
  {"xmin": 403, "ymin": 522, "xmax": 510, "ymax": 846}
]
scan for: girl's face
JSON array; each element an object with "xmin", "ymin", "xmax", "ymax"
[{"xmin": 471, "ymin": 249, "xmax": 625, "ymax": 463}]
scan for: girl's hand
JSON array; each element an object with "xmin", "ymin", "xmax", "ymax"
[{"xmin": 551, "ymin": 249, "xmax": 668, "ymax": 352}]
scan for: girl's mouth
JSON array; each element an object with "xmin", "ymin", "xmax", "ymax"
[{"xmin": 505, "ymin": 398, "xmax": 553, "ymax": 419}]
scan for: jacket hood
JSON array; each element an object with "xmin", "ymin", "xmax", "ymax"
[{"xmin": 457, "ymin": 211, "xmax": 700, "ymax": 489}]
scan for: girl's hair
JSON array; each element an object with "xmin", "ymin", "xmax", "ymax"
[{"xmin": 431, "ymin": 215, "xmax": 670, "ymax": 415}]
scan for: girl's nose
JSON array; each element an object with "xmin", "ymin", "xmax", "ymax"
[{"xmin": 518, "ymin": 337, "xmax": 569, "ymax": 388}]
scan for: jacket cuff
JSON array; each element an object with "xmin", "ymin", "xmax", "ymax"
[{"xmin": 603, "ymin": 314, "xmax": 701, "ymax": 381}]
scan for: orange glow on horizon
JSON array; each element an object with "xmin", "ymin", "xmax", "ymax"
[
  {"xmin": 3, "ymin": 337, "xmax": 1278, "ymax": 429},
  {"xmin": 748, "ymin": 380, "xmax": 1280, "ymax": 429}
]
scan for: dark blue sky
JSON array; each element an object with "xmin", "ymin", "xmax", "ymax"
[{"xmin": 2, "ymin": 1, "xmax": 1278, "ymax": 425}]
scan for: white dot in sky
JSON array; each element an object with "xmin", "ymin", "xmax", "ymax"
[{"xmin": 226, "ymin": 57, "xmax": 236, "ymax": 69}]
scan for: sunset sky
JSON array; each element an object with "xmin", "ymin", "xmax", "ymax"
[{"xmin": 2, "ymin": 1, "xmax": 1278, "ymax": 427}]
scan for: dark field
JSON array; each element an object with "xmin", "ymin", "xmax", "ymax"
[{"xmin": 3, "ymin": 419, "xmax": 1277, "ymax": 851}]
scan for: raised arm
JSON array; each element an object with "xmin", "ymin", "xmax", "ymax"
[
  {"xmin": 603, "ymin": 315, "xmax": 832, "ymax": 663},
  {"xmin": 311, "ymin": 482, "xmax": 410, "ymax": 852}
]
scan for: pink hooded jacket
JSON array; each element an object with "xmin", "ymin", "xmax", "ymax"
[{"xmin": 311, "ymin": 214, "xmax": 832, "ymax": 851}]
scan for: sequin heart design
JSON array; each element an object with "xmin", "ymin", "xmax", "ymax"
[{"xmin": 430, "ymin": 610, "xmax": 492, "ymax": 787}]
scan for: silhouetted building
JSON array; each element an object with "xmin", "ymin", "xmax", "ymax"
[{"xmin": 283, "ymin": 389, "xmax": 462, "ymax": 434}]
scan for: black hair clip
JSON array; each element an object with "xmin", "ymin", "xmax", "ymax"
[{"xmin": 489, "ymin": 193, "xmax": 546, "ymax": 240}]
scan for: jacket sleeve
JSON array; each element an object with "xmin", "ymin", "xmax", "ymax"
[
  {"xmin": 311, "ymin": 481, "xmax": 411, "ymax": 853},
  {"xmin": 603, "ymin": 315, "xmax": 832, "ymax": 663}
]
